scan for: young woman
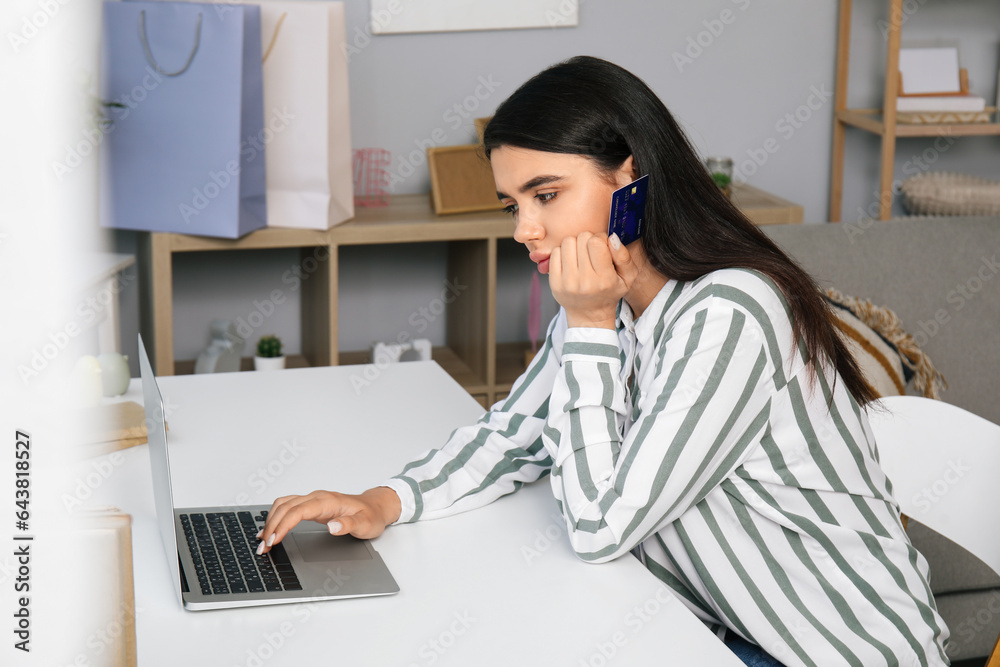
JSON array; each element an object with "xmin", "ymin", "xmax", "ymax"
[{"xmin": 259, "ymin": 56, "xmax": 949, "ymax": 666}]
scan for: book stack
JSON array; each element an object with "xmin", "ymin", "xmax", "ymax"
[{"xmin": 896, "ymin": 94, "xmax": 991, "ymax": 124}]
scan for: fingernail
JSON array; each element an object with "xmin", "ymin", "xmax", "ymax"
[
  {"xmin": 256, "ymin": 529, "xmax": 262, "ymax": 539},
  {"xmin": 327, "ymin": 520, "xmax": 342, "ymax": 534},
  {"xmin": 609, "ymin": 233, "xmax": 622, "ymax": 250},
  {"xmin": 256, "ymin": 542, "xmax": 266, "ymax": 555},
  {"xmin": 266, "ymin": 534, "xmax": 275, "ymax": 547}
]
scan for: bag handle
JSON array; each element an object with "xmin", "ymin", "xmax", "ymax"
[
  {"xmin": 261, "ymin": 12, "xmax": 288, "ymax": 64},
  {"xmin": 138, "ymin": 10, "xmax": 202, "ymax": 77}
]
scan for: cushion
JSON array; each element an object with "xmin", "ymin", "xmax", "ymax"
[
  {"xmin": 824, "ymin": 288, "xmax": 947, "ymax": 399},
  {"xmin": 907, "ymin": 518, "xmax": 1000, "ymax": 661},
  {"xmin": 933, "ymin": 589, "xmax": 1000, "ymax": 661},
  {"xmin": 907, "ymin": 520, "xmax": 1000, "ymax": 597}
]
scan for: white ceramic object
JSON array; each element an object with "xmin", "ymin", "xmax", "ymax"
[
  {"xmin": 73, "ymin": 355, "xmax": 104, "ymax": 407},
  {"xmin": 370, "ymin": 339, "xmax": 432, "ymax": 365},
  {"xmin": 253, "ymin": 356, "xmax": 286, "ymax": 371},
  {"xmin": 98, "ymin": 352, "xmax": 131, "ymax": 396}
]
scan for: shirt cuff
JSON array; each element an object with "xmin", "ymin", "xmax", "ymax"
[
  {"xmin": 561, "ymin": 327, "xmax": 621, "ymax": 364},
  {"xmin": 381, "ymin": 477, "xmax": 418, "ymax": 524}
]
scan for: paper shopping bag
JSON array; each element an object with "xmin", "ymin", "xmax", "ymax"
[
  {"xmin": 247, "ymin": 1, "xmax": 354, "ymax": 229},
  {"xmin": 100, "ymin": 1, "xmax": 268, "ymax": 238}
]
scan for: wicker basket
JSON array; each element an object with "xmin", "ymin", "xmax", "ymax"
[{"xmin": 900, "ymin": 172, "xmax": 1000, "ymax": 217}]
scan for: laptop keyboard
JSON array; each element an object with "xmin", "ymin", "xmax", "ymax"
[{"xmin": 179, "ymin": 510, "xmax": 302, "ymax": 596}]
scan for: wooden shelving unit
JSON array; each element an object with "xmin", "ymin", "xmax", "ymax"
[
  {"xmin": 729, "ymin": 184, "xmax": 803, "ymax": 225},
  {"xmin": 829, "ymin": 0, "xmax": 1000, "ymax": 222},
  {"xmin": 138, "ymin": 184, "xmax": 803, "ymax": 408},
  {"xmin": 139, "ymin": 195, "xmax": 511, "ymax": 407}
]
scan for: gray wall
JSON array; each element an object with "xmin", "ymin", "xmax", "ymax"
[{"xmin": 100, "ymin": 0, "xmax": 1000, "ymax": 371}]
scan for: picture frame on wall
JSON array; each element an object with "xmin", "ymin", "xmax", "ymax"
[{"xmin": 370, "ymin": 0, "xmax": 578, "ymax": 34}]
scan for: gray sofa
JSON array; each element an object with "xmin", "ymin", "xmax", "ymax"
[{"xmin": 763, "ymin": 216, "xmax": 1000, "ymax": 662}]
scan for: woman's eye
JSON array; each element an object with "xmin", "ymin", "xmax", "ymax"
[
  {"xmin": 536, "ymin": 192, "xmax": 556, "ymax": 204},
  {"xmin": 503, "ymin": 203, "xmax": 518, "ymax": 216}
]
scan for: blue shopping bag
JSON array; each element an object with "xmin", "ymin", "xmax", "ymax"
[{"xmin": 100, "ymin": 1, "xmax": 267, "ymax": 238}]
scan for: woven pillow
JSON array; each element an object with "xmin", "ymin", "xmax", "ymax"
[{"xmin": 824, "ymin": 288, "xmax": 947, "ymax": 399}]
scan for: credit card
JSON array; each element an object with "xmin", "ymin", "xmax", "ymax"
[{"xmin": 607, "ymin": 175, "xmax": 648, "ymax": 246}]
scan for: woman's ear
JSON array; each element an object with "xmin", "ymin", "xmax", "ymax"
[{"xmin": 616, "ymin": 155, "xmax": 637, "ymax": 187}]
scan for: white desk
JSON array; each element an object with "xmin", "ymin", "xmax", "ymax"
[{"xmin": 86, "ymin": 361, "xmax": 742, "ymax": 666}]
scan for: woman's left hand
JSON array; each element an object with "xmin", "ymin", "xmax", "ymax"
[{"xmin": 549, "ymin": 232, "xmax": 638, "ymax": 329}]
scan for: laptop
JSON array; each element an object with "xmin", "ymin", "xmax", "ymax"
[{"xmin": 137, "ymin": 333, "xmax": 399, "ymax": 611}]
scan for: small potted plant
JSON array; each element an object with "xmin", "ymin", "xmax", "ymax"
[
  {"xmin": 254, "ymin": 334, "xmax": 285, "ymax": 371},
  {"xmin": 711, "ymin": 171, "xmax": 732, "ymax": 198},
  {"xmin": 705, "ymin": 156, "xmax": 733, "ymax": 199}
]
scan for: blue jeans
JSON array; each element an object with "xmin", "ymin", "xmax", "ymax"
[{"xmin": 724, "ymin": 632, "xmax": 786, "ymax": 667}]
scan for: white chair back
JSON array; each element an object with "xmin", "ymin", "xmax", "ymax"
[{"xmin": 867, "ymin": 396, "xmax": 1000, "ymax": 574}]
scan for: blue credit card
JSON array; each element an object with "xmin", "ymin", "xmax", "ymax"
[{"xmin": 607, "ymin": 175, "xmax": 648, "ymax": 246}]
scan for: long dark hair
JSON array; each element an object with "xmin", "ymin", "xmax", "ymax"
[{"xmin": 483, "ymin": 55, "xmax": 877, "ymax": 407}]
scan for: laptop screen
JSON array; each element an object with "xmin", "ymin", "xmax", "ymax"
[{"xmin": 137, "ymin": 333, "xmax": 185, "ymax": 606}]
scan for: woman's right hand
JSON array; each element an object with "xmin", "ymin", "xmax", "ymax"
[{"xmin": 256, "ymin": 486, "xmax": 402, "ymax": 555}]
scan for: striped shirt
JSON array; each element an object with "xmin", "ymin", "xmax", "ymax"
[{"xmin": 383, "ymin": 268, "xmax": 949, "ymax": 666}]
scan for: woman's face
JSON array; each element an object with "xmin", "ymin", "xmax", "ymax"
[{"xmin": 491, "ymin": 146, "xmax": 634, "ymax": 274}]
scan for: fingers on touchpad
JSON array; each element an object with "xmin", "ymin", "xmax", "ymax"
[{"xmin": 288, "ymin": 532, "xmax": 373, "ymax": 562}]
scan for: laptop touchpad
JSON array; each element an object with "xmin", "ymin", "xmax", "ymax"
[{"xmin": 289, "ymin": 532, "xmax": 372, "ymax": 562}]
